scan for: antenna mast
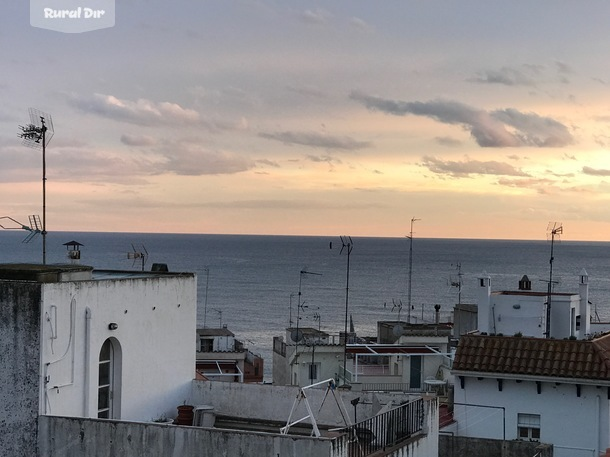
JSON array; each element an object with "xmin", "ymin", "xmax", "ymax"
[
  {"xmin": 545, "ymin": 222, "xmax": 563, "ymax": 338},
  {"xmin": 407, "ymin": 218, "xmax": 420, "ymax": 323},
  {"xmin": 18, "ymin": 108, "xmax": 54, "ymax": 264},
  {"xmin": 339, "ymin": 235, "xmax": 353, "ymax": 386}
]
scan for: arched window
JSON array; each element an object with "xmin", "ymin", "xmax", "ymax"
[{"xmin": 98, "ymin": 338, "xmax": 122, "ymax": 419}]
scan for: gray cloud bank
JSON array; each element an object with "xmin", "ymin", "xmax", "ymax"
[
  {"xmin": 259, "ymin": 130, "xmax": 371, "ymax": 151},
  {"xmin": 350, "ymin": 91, "xmax": 573, "ymax": 148}
]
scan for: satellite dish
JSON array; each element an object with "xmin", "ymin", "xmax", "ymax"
[
  {"xmin": 290, "ymin": 329, "xmax": 303, "ymax": 343},
  {"xmin": 392, "ymin": 324, "xmax": 404, "ymax": 337}
]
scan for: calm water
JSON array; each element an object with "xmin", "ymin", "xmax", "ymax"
[{"xmin": 3, "ymin": 231, "xmax": 610, "ymax": 379}]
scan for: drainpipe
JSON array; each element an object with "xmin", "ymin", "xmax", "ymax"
[
  {"xmin": 84, "ymin": 307, "xmax": 92, "ymax": 417},
  {"xmin": 44, "ymin": 297, "xmax": 77, "ymax": 414},
  {"xmin": 595, "ymin": 394, "xmax": 600, "ymax": 457}
]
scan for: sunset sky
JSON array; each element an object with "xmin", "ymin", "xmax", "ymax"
[{"xmin": 2, "ymin": 1, "xmax": 610, "ymax": 240}]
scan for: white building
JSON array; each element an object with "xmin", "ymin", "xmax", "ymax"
[
  {"xmin": 476, "ymin": 269, "xmax": 591, "ymax": 339},
  {"xmin": 196, "ymin": 326, "xmax": 264, "ymax": 382},
  {"xmin": 451, "ymin": 333, "xmax": 610, "ymax": 457},
  {"xmin": 0, "ymin": 263, "xmax": 196, "ymax": 455},
  {"xmin": 447, "ymin": 270, "xmax": 608, "ymax": 457}
]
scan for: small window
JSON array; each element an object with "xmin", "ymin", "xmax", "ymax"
[
  {"xmin": 200, "ymin": 338, "xmax": 213, "ymax": 352},
  {"xmin": 517, "ymin": 413, "xmax": 540, "ymax": 441}
]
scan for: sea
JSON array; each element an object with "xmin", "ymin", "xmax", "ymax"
[{"xmin": 3, "ymin": 231, "xmax": 610, "ymax": 380}]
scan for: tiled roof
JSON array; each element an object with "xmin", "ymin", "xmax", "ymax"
[{"xmin": 453, "ymin": 333, "xmax": 610, "ymax": 381}]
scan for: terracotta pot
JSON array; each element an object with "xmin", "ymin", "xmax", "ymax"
[{"xmin": 175, "ymin": 405, "xmax": 194, "ymax": 425}]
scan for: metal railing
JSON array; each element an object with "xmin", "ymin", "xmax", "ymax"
[
  {"xmin": 360, "ymin": 382, "xmax": 412, "ymax": 392},
  {"xmin": 339, "ymin": 398, "xmax": 425, "ymax": 457}
]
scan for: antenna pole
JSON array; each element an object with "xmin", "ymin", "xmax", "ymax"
[
  {"xmin": 41, "ymin": 119, "xmax": 47, "ymax": 264},
  {"xmin": 407, "ymin": 218, "xmax": 420, "ymax": 323},
  {"xmin": 203, "ymin": 268, "xmax": 210, "ymax": 328},
  {"xmin": 295, "ymin": 270, "xmax": 321, "ymax": 384},
  {"xmin": 546, "ymin": 224, "xmax": 563, "ymax": 338},
  {"xmin": 18, "ymin": 109, "xmax": 54, "ymax": 264},
  {"xmin": 457, "ymin": 262, "xmax": 462, "ymax": 305},
  {"xmin": 339, "ymin": 236, "xmax": 353, "ymax": 386}
]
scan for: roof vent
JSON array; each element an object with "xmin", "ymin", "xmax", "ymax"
[{"xmin": 518, "ymin": 275, "xmax": 531, "ymax": 291}]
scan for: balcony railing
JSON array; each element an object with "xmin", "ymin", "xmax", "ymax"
[{"xmin": 338, "ymin": 398, "xmax": 425, "ymax": 457}]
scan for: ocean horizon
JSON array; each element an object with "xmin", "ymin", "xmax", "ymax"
[{"xmin": 3, "ymin": 230, "xmax": 610, "ymax": 380}]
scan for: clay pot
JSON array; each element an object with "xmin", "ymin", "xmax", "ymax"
[{"xmin": 175, "ymin": 405, "xmax": 194, "ymax": 426}]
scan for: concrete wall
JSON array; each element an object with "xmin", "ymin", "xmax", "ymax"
[
  {"xmin": 190, "ymin": 379, "xmax": 417, "ymax": 427},
  {"xmin": 38, "ymin": 415, "xmax": 348, "ymax": 457},
  {"xmin": 40, "ymin": 273, "xmax": 197, "ymax": 422},
  {"xmin": 453, "ymin": 376, "xmax": 608, "ymax": 457},
  {"xmin": 0, "ymin": 281, "xmax": 42, "ymax": 457},
  {"xmin": 439, "ymin": 435, "xmax": 553, "ymax": 457}
]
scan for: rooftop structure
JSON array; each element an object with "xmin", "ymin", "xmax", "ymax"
[
  {"xmin": 453, "ymin": 333, "xmax": 610, "ymax": 381},
  {"xmin": 475, "ymin": 270, "xmax": 590, "ymax": 339},
  {"xmin": 196, "ymin": 326, "xmax": 264, "ymax": 383}
]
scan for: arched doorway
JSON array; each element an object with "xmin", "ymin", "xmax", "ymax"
[{"xmin": 98, "ymin": 338, "xmax": 122, "ymax": 419}]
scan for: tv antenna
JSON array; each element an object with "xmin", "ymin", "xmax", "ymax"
[
  {"xmin": 0, "ymin": 215, "xmax": 42, "ymax": 243},
  {"xmin": 294, "ymin": 270, "xmax": 322, "ymax": 361},
  {"xmin": 127, "ymin": 243, "xmax": 149, "ymax": 271},
  {"xmin": 18, "ymin": 108, "xmax": 54, "ymax": 264},
  {"xmin": 211, "ymin": 308, "xmax": 223, "ymax": 328},
  {"xmin": 544, "ymin": 222, "xmax": 563, "ymax": 338},
  {"xmin": 313, "ymin": 312, "xmax": 321, "ymax": 331},
  {"xmin": 449, "ymin": 262, "xmax": 463, "ymax": 304},
  {"xmin": 391, "ymin": 298, "xmax": 403, "ymax": 322},
  {"xmin": 407, "ymin": 217, "xmax": 420, "ymax": 322}
]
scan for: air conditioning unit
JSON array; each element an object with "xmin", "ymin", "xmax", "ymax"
[{"xmin": 193, "ymin": 405, "xmax": 215, "ymax": 428}]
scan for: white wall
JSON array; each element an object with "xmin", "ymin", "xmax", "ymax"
[
  {"xmin": 214, "ymin": 335, "xmax": 235, "ymax": 351},
  {"xmin": 489, "ymin": 295, "xmax": 544, "ymax": 337},
  {"xmin": 40, "ymin": 273, "xmax": 197, "ymax": 422},
  {"xmin": 453, "ymin": 376, "xmax": 609, "ymax": 457},
  {"xmin": 294, "ymin": 346, "xmax": 343, "ymax": 386}
]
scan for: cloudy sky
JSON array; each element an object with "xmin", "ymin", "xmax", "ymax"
[{"xmin": 2, "ymin": 1, "xmax": 610, "ymax": 240}]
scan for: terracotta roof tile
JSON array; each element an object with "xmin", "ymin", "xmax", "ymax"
[{"xmin": 453, "ymin": 333, "xmax": 610, "ymax": 380}]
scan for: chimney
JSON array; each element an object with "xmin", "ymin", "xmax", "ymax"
[
  {"xmin": 477, "ymin": 272, "xmax": 492, "ymax": 334},
  {"xmin": 518, "ymin": 275, "xmax": 531, "ymax": 291},
  {"xmin": 434, "ymin": 304, "xmax": 441, "ymax": 324},
  {"xmin": 579, "ymin": 269, "xmax": 590, "ymax": 337}
]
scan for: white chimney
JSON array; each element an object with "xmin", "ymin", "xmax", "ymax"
[
  {"xmin": 477, "ymin": 272, "xmax": 492, "ymax": 334},
  {"xmin": 579, "ymin": 268, "xmax": 590, "ymax": 337}
]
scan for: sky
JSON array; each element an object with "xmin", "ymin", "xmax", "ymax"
[{"xmin": 2, "ymin": 1, "xmax": 610, "ymax": 241}]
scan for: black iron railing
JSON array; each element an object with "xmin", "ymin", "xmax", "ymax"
[{"xmin": 340, "ymin": 398, "xmax": 425, "ymax": 457}]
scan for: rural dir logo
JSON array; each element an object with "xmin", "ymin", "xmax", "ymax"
[{"xmin": 30, "ymin": 0, "xmax": 115, "ymax": 33}]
